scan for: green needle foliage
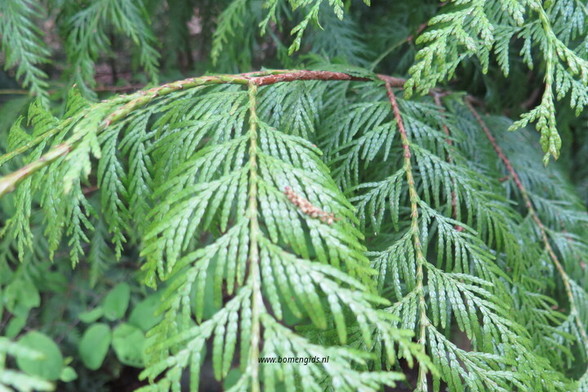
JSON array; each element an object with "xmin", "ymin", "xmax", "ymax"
[
  {"xmin": 0, "ymin": 1, "xmax": 586, "ymax": 392},
  {"xmin": 0, "ymin": 0, "xmax": 51, "ymax": 105},
  {"xmin": 63, "ymin": 0, "xmax": 160, "ymax": 98},
  {"xmin": 403, "ymin": 0, "xmax": 588, "ymax": 164}
]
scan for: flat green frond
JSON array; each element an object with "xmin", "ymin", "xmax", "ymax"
[
  {"xmin": 0, "ymin": 0, "xmax": 51, "ymax": 105},
  {"xmin": 1, "ymin": 0, "xmax": 588, "ymax": 388},
  {"xmin": 260, "ymin": 0, "xmax": 369, "ymax": 54},
  {"xmin": 406, "ymin": 0, "xmax": 588, "ymax": 160},
  {"xmin": 64, "ymin": 0, "xmax": 159, "ymax": 97},
  {"xmin": 319, "ymin": 77, "xmax": 572, "ymax": 391},
  {"xmin": 0, "ymin": 67, "xmax": 585, "ymax": 391}
]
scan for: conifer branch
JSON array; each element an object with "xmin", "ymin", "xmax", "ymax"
[
  {"xmin": 0, "ymin": 0, "xmax": 51, "ymax": 105},
  {"xmin": 0, "ymin": 70, "xmax": 382, "ymax": 198},
  {"xmin": 246, "ymin": 81, "xmax": 262, "ymax": 392},
  {"xmin": 383, "ymin": 80, "xmax": 430, "ymax": 391},
  {"xmin": 128, "ymin": 70, "xmax": 420, "ymax": 392},
  {"xmin": 0, "ymin": 143, "xmax": 71, "ymax": 196},
  {"xmin": 1, "ymin": 2, "xmax": 587, "ymax": 390},
  {"xmin": 0, "ymin": 109, "xmax": 86, "ymax": 168},
  {"xmin": 465, "ymin": 99, "xmax": 588, "ymax": 350},
  {"xmin": 325, "ymin": 77, "xmax": 569, "ymax": 390}
]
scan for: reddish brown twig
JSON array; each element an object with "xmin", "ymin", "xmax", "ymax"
[
  {"xmin": 407, "ymin": 23, "xmax": 428, "ymax": 43},
  {"xmin": 383, "ymin": 82, "xmax": 411, "ymax": 160},
  {"xmin": 252, "ymin": 70, "xmax": 373, "ymax": 86},
  {"xmin": 465, "ymin": 100, "xmax": 529, "ymax": 204},
  {"xmin": 82, "ymin": 185, "xmax": 99, "ymax": 195},
  {"xmin": 376, "ymin": 74, "xmax": 407, "ymax": 87}
]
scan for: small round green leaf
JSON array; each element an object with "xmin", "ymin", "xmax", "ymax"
[
  {"xmin": 5, "ymin": 278, "xmax": 40, "ymax": 312},
  {"xmin": 128, "ymin": 294, "xmax": 161, "ymax": 332},
  {"xmin": 78, "ymin": 307, "xmax": 104, "ymax": 323},
  {"xmin": 79, "ymin": 323, "xmax": 111, "ymax": 370},
  {"xmin": 6, "ymin": 314, "xmax": 27, "ymax": 338},
  {"xmin": 103, "ymin": 283, "xmax": 131, "ymax": 321},
  {"xmin": 112, "ymin": 323, "xmax": 146, "ymax": 368},
  {"xmin": 17, "ymin": 331, "xmax": 63, "ymax": 381},
  {"xmin": 60, "ymin": 366, "xmax": 78, "ymax": 382}
]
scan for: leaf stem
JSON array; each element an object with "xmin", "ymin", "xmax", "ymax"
[
  {"xmin": 246, "ymin": 81, "xmax": 262, "ymax": 392},
  {"xmin": 383, "ymin": 79, "xmax": 430, "ymax": 390}
]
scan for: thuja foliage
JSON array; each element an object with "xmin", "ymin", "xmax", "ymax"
[{"xmin": 0, "ymin": 1, "xmax": 587, "ymax": 392}]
